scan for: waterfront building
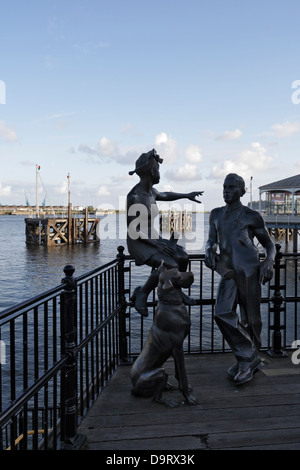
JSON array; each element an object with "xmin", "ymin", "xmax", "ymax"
[{"xmin": 259, "ymin": 174, "xmax": 300, "ymax": 215}]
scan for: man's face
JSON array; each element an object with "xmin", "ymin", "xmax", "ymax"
[
  {"xmin": 151, "ymin": 160, "xmax": 160, "ymax": 184},
  {"xmin": 223, "ymin": 176, "xmax": 242, "ymax": 204}
]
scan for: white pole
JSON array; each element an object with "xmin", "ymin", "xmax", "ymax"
[
  {"xmin": 36, "ymin": 164, "xmax": 39, "ymax": 218},
  {"xmin": 68, "ymin": 173, "xmax": 71, "ymax": 207},
  {"xmin": 250, "ymin": 176, "xmax": 253, "ymax": 209}
]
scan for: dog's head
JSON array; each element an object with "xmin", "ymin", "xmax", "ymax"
[{"xmin": 157, "ymin": 261, "xmax": 194, "ymax": 292}]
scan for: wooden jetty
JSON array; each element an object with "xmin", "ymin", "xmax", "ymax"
[
  {"xmin": 78, "ymin": 352, "xmax": 300, "ymax": 451},
  {"xmin": 160, "ymin": 210, "xmax": 193, "ymax": 233},
  {"xmin": 263, "ymin": 214, "xmax": 299, "ymax": 252},
  {"xmin": 24, "ymin": 166, "xmax": 100, "ymax": 245},
  {"xmin": 25, "ymin": 206, "xmax": 100, "ymax": 245}
]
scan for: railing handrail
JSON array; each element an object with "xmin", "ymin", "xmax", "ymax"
[
  {"xmin": 2, "ymin": 249, "xmax": 300, "ymax": 322},
  {"xmin": 0, "ymin": 356, "xmax": 68, "ymax": 425},
  {"xmin": 0, "ymin": 258, "xmax": 119, "ymax": 322},
  {"xmin": 1, "ymin": 246, "xmax": 299, "ymax": 450},
  {"xmin": 0, "ymin": 285, "xmax": 63, "ymax": 321}
]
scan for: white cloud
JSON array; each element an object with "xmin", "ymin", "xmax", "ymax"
[
  {"xmin": 0, "ymin": 121, "xmax": 18, "ymax": 142},
  {"xmin": 78, "ymin": 142, "xmax": 97, "ymax": 155},
  {"xmin": 270, "ymin": 121, "xmax": 300, "ymax": 138},
  {"xmin": 78, "ymin": 136, "xmax": 119, "ymax": 158},
  {"xmin": 154, "ymin": 132, "xmax": 178, "ymax": 163},
  {"xmin": 73, "ymin": 42, "xmax": 108, "ymax": 55},
  {"xmin": 166, "ymin": 163, "xmax": 202, "ymax": 181},
  {"xmin": 215, "ymin": 129, "xmax": 242, "ymax": 141},
  {"xmin": 111, "ymin": 173, "xmax": 132, "ymax": 183},
  {"xmin": 55, "ymin": 181, "xmax": 68, "ymax": 194},
  {"xmin": 185, "ymin": 144, "xmax": 203, "ymax": 163},
  {"xmin": 97, "ymin": 137, "xmax": 118, "ymax": 157},
  {"xmin": 0, "ymin": 183, "xmax": 11, "ymax": 196},
  {"xmin": 47, "ymin": 112, "xmax": 75, "ymax": 120},
  {"xmin": 211, "ymin": 142, "xmax": 274, "ymax": 180},
  {"xmin": 120, "ymin": 122, "xmax": 134, "ymax": 134},
  {"xmin": 98, "ymin": 185, "xmax": 110, "ymax": 196}
]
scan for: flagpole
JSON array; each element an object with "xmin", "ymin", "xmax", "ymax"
[
  {"xmin": 67, "ymin": 173, "xmax": 72, "ymax": 244},
  {"xmin": 67, "ymin": 173, "xmax": 71, "ymax": 207},
  {"xmin": 36, "ymin": 164, "xmax": 39, "ymax": 218}
]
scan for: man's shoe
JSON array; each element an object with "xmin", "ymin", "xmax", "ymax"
[
  {"xmin": 234, "ymin": 357, "xmax": 263, "ymax": 386},
  {"xmin": 228, "ymin": 362, "xmax": 239, "ymax": 378}
]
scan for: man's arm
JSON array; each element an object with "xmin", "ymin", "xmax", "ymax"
[
  {"xmin": 253, "ymin": 212, "xmax": 275, "ymax": 284},
  {"xmin": 153, "ymin": 188, "xmax": 203, "ymax": 203},
  {"xmin": 205, "ymin": 209, "xmax": 219, "ymax": 270}
]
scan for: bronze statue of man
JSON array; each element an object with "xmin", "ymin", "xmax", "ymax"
[
  {"xmin": 126, "ymin": 149, "xmax": 203, "ymax": 316},
  {"xmin": 205, "ymin": 173, "xmax": 275, "ymax": 385}
]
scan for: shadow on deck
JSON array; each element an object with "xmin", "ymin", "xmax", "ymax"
[{"xmin": 78, "ymin": 352, "xmax": 300, "ymax": 451}]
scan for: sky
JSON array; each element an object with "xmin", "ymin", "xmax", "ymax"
[{"xmin": 1, "ymin": 0, "xmax": 300, "ymax": 212}]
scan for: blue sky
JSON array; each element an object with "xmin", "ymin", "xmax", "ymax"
[{"xmin": 1, "ymin": 0, "xmax": 300, "ymax": 211}]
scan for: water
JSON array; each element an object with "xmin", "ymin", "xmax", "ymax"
[
  {"xmin": 0, "ymin": 213, "xmax": 298, "ymax": 409},
  {"xmin": 0, "ymin": 213, "xmax": 208, "ymax": 312},
  {"xmin": 0, "ymin": 212, "xmax": 296, "ymax": 312}
]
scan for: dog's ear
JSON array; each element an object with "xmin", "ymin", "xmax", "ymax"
[
  {"xmin": 157, "ymin": 259, "xmax": 167, "ymax": 274},
  {"xmin": 162, "ymin": 279, "xmax": 173, "ymax": 291}
]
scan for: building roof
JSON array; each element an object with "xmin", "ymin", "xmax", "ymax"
[{"xmin": 259, "ymin": 174, "xmax": 300, "ymax": 192}]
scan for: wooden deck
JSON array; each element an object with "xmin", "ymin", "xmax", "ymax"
[{"xmin": 78, "ymin": 352, "xmax": 300, "ymax": 451}]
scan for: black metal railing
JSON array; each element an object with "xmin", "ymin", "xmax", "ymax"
[{"xmin": 0, "ymin": 245, "xmax": 299, "ymax": 450}]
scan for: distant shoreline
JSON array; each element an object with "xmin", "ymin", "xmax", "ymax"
[{"xmin": 0, "ymin": 206, "xmax": 210, "ymax": 216}]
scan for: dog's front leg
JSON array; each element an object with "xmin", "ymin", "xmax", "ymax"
[
  {"xmin": 172, "ymin": 348, "xmax": 198, "ymax": 405},
  {"xmin": 152, "ymin": 369, "xmax": 180, "ymax": 408}
]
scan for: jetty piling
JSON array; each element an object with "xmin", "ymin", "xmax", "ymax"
[
  {"xmin": 25, "ymin": 207, "xmax": 100, "ymax": 245},
  {"xmin": 160, "ymin": 210, "xmax": 193, "ymax": 233}
]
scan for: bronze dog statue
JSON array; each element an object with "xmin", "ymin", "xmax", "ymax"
[{"xmin": 130, "ymin": 263, "xmax": 197, "ymax": 407}]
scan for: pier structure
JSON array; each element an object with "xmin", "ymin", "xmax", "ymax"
[
  {"xmin": 24, "ymin": 167, "xmax": 100, "ymax": 245},
  {"xmin": 1, "ymin": 247, "xmax": 299, "ymax": 450},
  {"xmin": 259, "ymin": 174, "xmax": 300, "ymax": 252},
  {"xmin": 25, "ymin": 206, "xmax": 100, "ymax": 245},
  {"xmin": 160, "ymin": 210, "xmax": 193, "ymax": 233}
]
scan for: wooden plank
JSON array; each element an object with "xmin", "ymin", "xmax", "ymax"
[
  {"xmin": 78, "ymin": 353, "xmax": 300, "ymax": 451},
  {"xmin": 83, "ymin": 435, "xmax": 207, "ymax": 451},
  {"xmin": 81, "ymin": 402, "xmax": 300, "ymax": 429},
  {"xmin": 207, "ymin": 428, "xmax": 300, "ymax": 450},
  {"xmin": 80, "ymin": 414, "xmax": 300, "ymax": 441}
]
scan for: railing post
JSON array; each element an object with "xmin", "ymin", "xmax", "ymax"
[
  {"xmin": 60, "ymin": 265, "xmax": 86, "ymax": 450},
  {"xmin": 117, "ymin": 246, "xmax": 131, "ymax": 365},
  {"xmin": 267, "ymin": 244, "xmax": 288, "ymax": 358}
]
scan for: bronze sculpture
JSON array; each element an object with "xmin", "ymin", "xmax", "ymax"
[
  {"xmin": 130, "ymin": 262, "xmax": 197, "ymax": 407},
  {"xmin": 205, "ymin": 173, "xmax": 275, "ymax": 385},
  {"xmin": 126, "ymin": 148, "xmax": 203, "ymax": 316}
]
